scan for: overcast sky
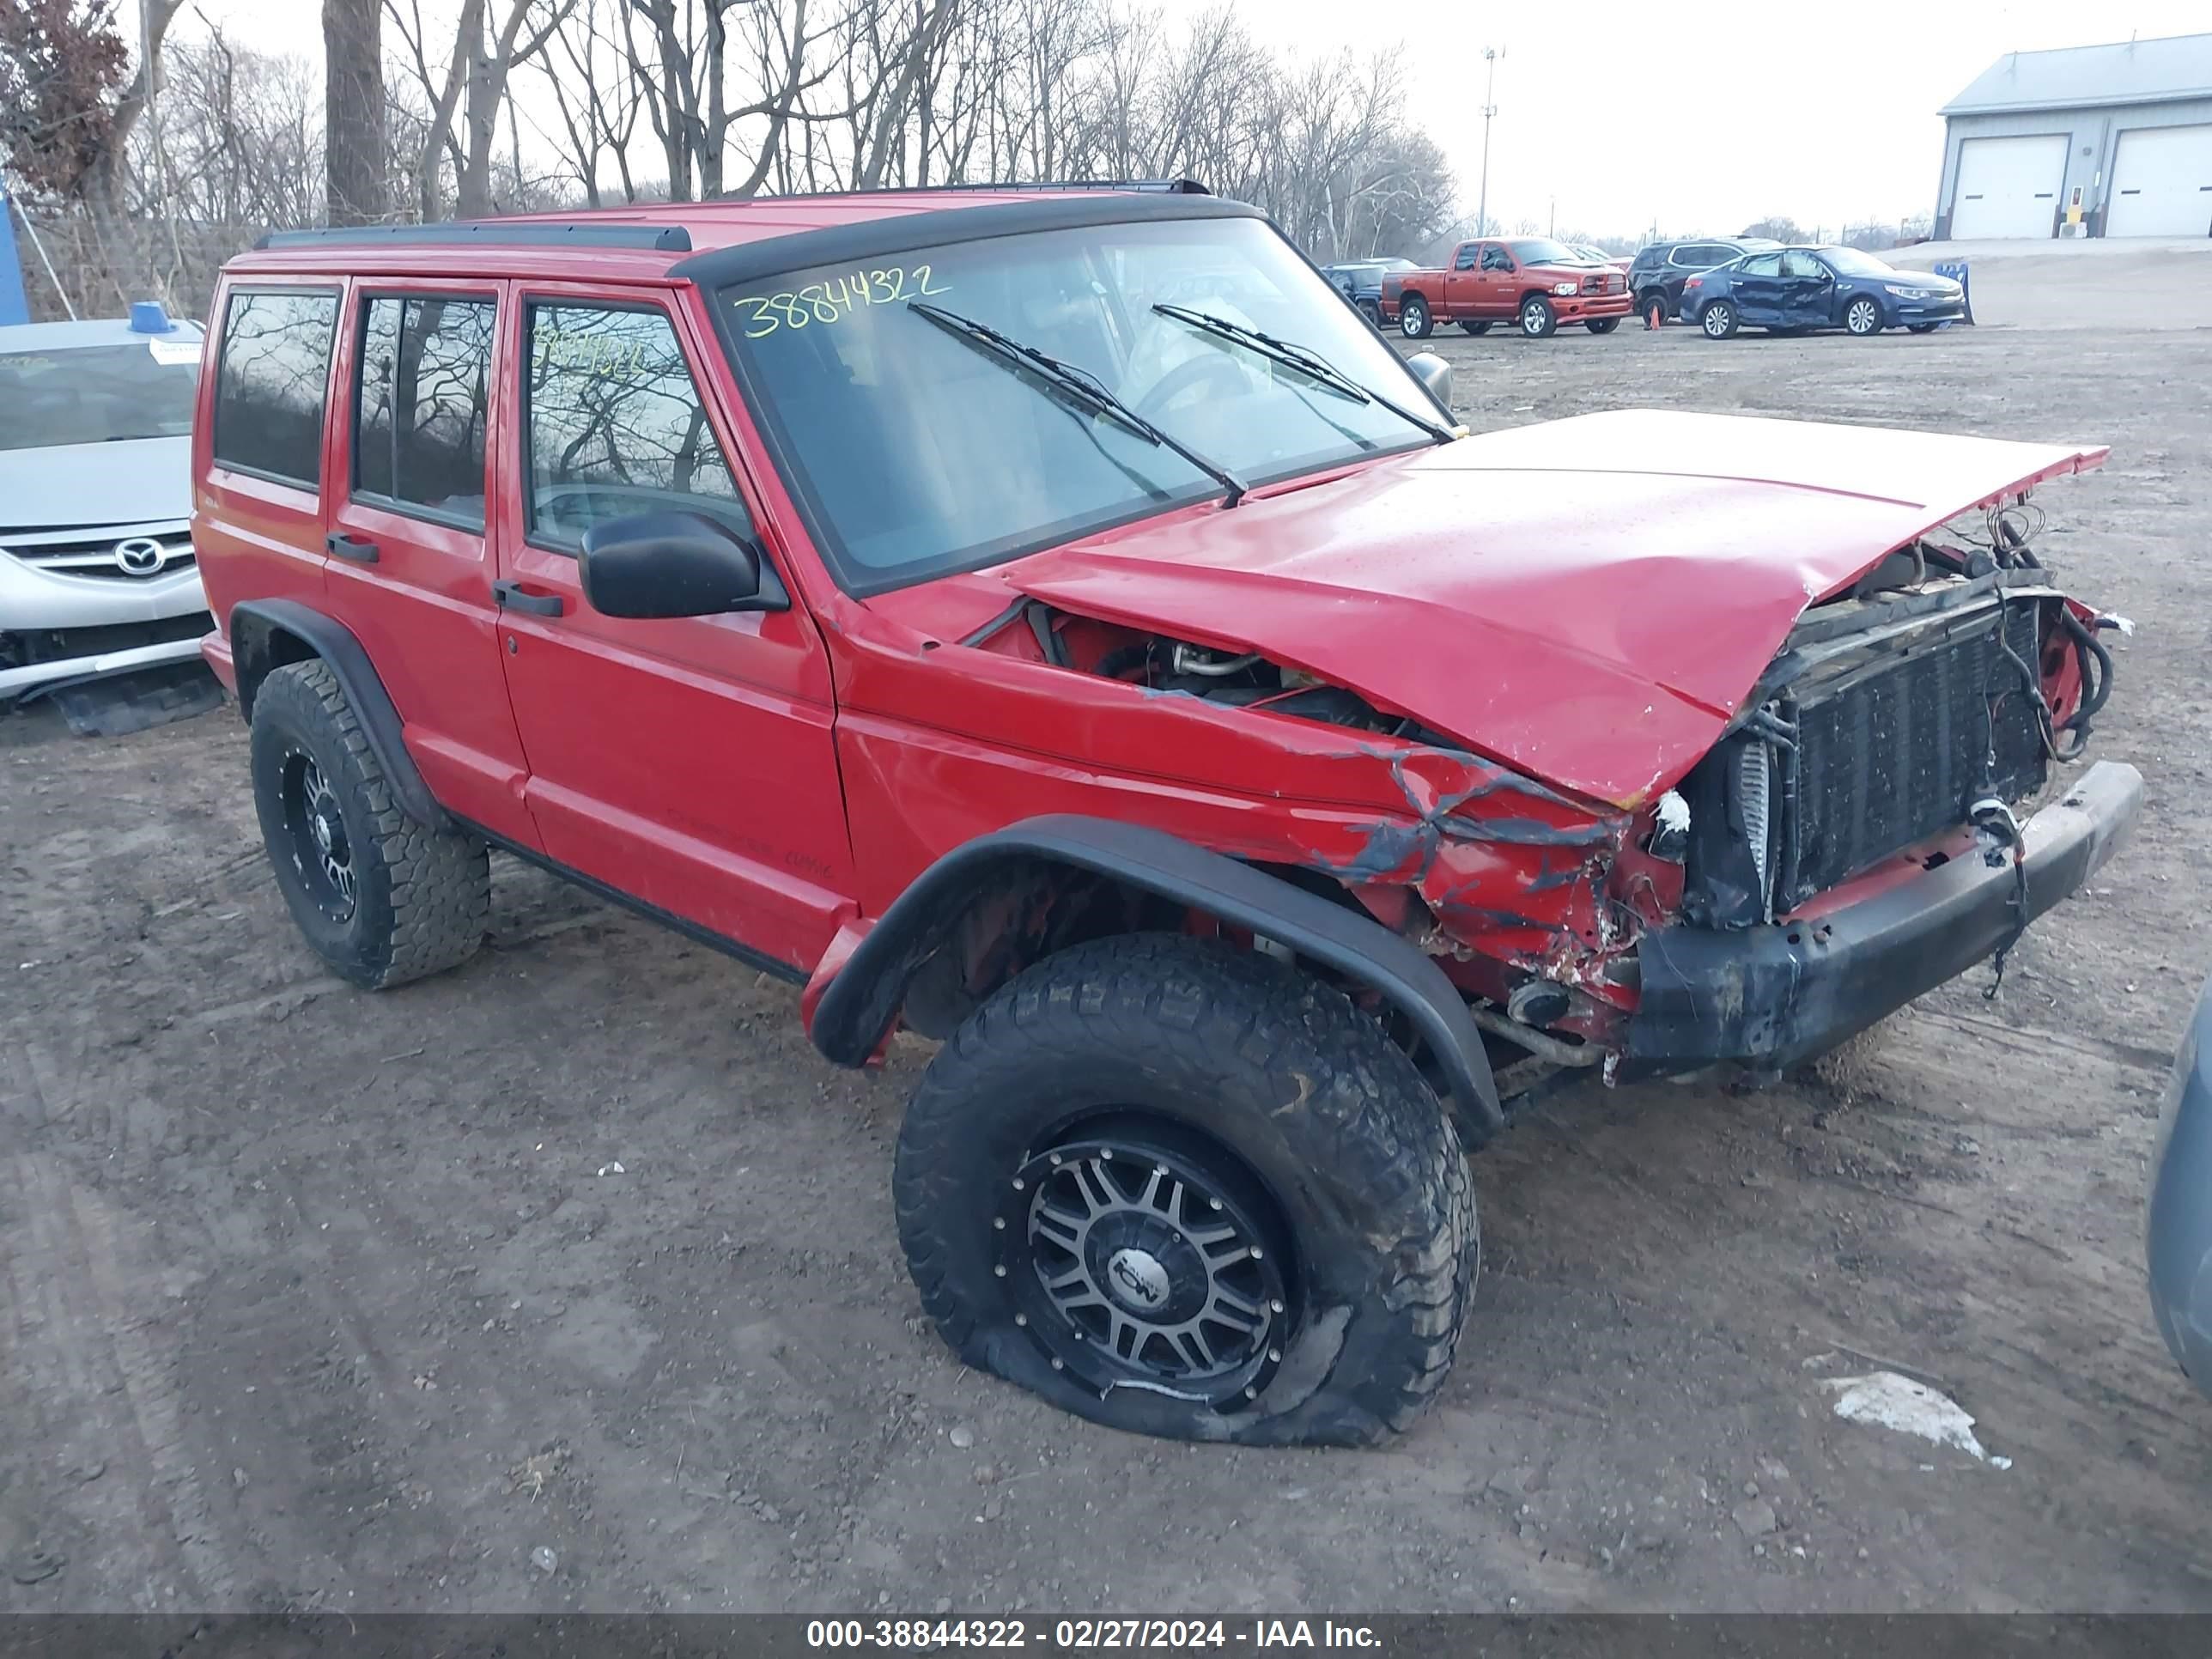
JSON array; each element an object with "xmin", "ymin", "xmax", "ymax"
[{"xmin": 193, "ymin": 0, "xmax": 2210, "ymax": 240}]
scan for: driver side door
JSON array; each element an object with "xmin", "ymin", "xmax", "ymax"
[
  {"xmin": 490, "ymin": 286, "xmax": 854, "ymax": 973},
  {"xmin": 1443, "ymin": 243, "xmax": 1480, "ymax": 318}
]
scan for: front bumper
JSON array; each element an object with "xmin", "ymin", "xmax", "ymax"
[
  {"xmin": 1, "ymin": 541, "xmax": 211, "ymax": 700},
  {"xmin": 1893, "ymin": 295, "xmax": 1968, "ymax": 326},
  {"xmin": 1623, "ymin": 760, "xmax": 2143, "ymax": 1076},
  {"xmin": 2149, "ymin": 976, "xmax": 2212, "ymax": 1395},
  {"xmin": 1555, "ymin": 292, "xmax": 1632, "ymax": 322}
]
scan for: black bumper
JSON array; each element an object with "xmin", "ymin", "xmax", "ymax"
[{"xmin": 1623, "ymin": 760, "xmax": 2142, "ymax": 1077}]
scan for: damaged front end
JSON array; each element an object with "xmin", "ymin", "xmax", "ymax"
[{"xmin": 967, "ymin": 488, "xmax": 2136, "ymax": 1108}]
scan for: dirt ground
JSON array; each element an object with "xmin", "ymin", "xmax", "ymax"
[{"xmin": 5, "ymin": 281, "xmax": 2212, "ymax": 1617}]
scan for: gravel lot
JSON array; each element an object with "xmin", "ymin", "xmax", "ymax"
[{"xmin": 4, "ymin": 253, "xmax": 2210, "ymax": 1615}]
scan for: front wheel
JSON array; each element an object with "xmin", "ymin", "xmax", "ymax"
[
  {"xmin": 1585, "ymin": 317, "xmax": 1620, "ymax": 334},
  {"xmin": 1844, "ymin": 295, "xmax": 1886, "ymax": 336},
  {"xmin": 1358, "ymin": 299, "xmax": 1382, "ymax": 328},
  {"xmin": 1699, "ymin": 299, "xmax": 1740, "ymax": 339},
  {"xmin": 1519, "ymin": 295, "xmax": 1558, "ymax": 338},
  {"xmin": 1398, "ymin": 295, "xmax": 1432, "ymax": 338},
  {"xmin": 1641, "ymin": 292, "xmax": 1669, "ymax": 328},
  {"xmin": 894, "ymin": 935, "xmax": 1478, "ymax": 1448}
]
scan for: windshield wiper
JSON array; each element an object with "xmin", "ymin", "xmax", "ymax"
[
  {"xmin": 1152, "ymin": 304, "xmax": 1455, "ymax": 445},
  {"xmin": 908, "ymin": 301, "xmax": 1247, "ymax": 507}
]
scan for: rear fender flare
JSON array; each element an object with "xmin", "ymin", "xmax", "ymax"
[
  {"xmin": 228, "ymin": 599, "xmax": 447, "ymax": 830},
  {"xmin": 809, "ymin": 814, "xmax": 1505, "ymax": 1146}
]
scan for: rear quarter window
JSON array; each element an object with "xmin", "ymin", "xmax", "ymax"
[{"xmin": 213, "ymin": 289, "xmax": 339, "ymax": 489}]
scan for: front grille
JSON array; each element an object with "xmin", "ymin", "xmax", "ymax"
[
  {"xmin": 0, "ymin": 611, "xmax": 210, "ymax": 670},
  {"xmin": 3, "ymin": 531, "xmax": 195, "ymax": 582},
  {"xmin": 1584, "ymin": 274, "xmax": 1612, "ymax": 293},
  {"xmin": 1776, "ymin": 599, "xmax": 2047, "ymax": 913},
  {"xmin": 1680, "ymin": 596, "xmax": 2051, "ymax": 927}
]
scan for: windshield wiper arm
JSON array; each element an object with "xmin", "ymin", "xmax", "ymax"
[
  {"xmin": 908, "ymin": 301, "xmax": 1247, "ymax": 507},
  {"xmin": 1152, "ymin": 304, "xmax": 1455, "ymax": 445}
]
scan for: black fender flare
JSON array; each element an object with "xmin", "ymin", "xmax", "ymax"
[
  {"xmin": 810, "ymin": 814, "xmax": 1505, "ymax": 1146},
  {"xmin": 227, "ymin": 599, "xmax": 447, "ymax": 830}
]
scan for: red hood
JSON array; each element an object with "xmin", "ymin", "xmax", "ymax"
[{"xmin": 1000, "ymin": 410, "xmax": 2106, "ymax": 807}]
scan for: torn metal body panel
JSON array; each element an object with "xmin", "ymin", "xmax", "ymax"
[{"xmin": 839, "ymin": 411, "xmax": 2131, "ymax": 1085}]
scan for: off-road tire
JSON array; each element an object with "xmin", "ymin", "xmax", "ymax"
[
  {"xmin": 893, "ymin": 934, "xmax": 1477, "ymax": 1447},
  {"xmin": 1398, "ymin": 295, "xmax": 1432, "ymax": 338},
  {"xmin": 248, "ymin": 659, "xmax": 489, "ymax": 989}
]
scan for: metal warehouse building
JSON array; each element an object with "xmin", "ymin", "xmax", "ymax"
[{"xmin": 1935, "ymin": 31, "xmax": 2212, "ymax": 240}]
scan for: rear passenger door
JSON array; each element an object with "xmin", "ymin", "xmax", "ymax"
[
  {"xmin": 326, "ymin": 280, "xmax": 541, "ymax": 847},
  {"xmin": 489, "ymin": 288, "xmax": 853, "ymax": 973},
  {"xmin": 1730, "ymin": 252, "xmax": 1787, "ymax": 325}
]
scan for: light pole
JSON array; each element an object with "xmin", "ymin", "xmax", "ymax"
[{"xmin": 1476, "ymin": 46, "xmax": 1504, "ymax": 237}]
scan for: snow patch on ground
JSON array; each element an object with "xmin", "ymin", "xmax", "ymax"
[{"xmin": 1822, "ymin": 1370, "xmax": 1999, "ymax": 1464}]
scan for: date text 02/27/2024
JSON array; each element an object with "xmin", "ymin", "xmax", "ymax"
[{"xmin": 805, "ymin": 1620, "xmax": 1382, "ymax": 1650}]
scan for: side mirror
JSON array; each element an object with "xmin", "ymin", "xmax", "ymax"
[
  {"xmin": 578, "ymin": 510, "xmax": 787, "ymax": 619},
  {"xmin": 1406, "ymin": 351, "xmax": 1452, "ymax": 410}
]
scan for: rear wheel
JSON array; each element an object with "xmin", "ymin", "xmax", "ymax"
[
  {"xmin": 1398, "ymin": 295, "xmax": 1432, "ymax": 338},
  {"xmin": 1699, "ymin": 299, "xmax": 1740, "ymax": 339},
  {"xmin": 894, "ymin": 935, "xmax": 1478, "ymax": 1447},
  {"xmin": 1457, "ymin": 319, "xmax": 1492, "ymax": 336},
  {"xmin": 1358, "ymin": 299, "xmax": 1382, "ymax": 327},
  {"xmin": 1641, "ymin": 291, "xmax": 1669, "ymax": 327},
  {"xmin": 1585, "ymin": 317, "xmax": 1620, "ymax": 334},
  {"xmin": 248, "ymin": 659, "xmax": 489, "ymax": 989},
  {"xmin": 1844, "ymin": 295, "xmax": 1886, "ymax": 336},
  {"xmin": 1518, "ymin": 295, "xmax": 1558, "ymax": 338}
]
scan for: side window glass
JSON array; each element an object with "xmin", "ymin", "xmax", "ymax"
[
  {"xmin": 524, "ymin": 303, "xmax": 750, "ymax": 552},
  {"xmin": 1453, "ymin": 246, "xmax": 1478, "ymax": 270},
  {"xmin": 1480, "ymin": 246, "xmax": 1513, "ymax": 272},
  {"xmin": 355, "ymin": 296, "xmax": 495, "ymax": 530},
  {"xmin": 213, "ymin": 289, "xmax": 338, "ymax": 488},
  {"xmin": 1742, "ymin": 253, "xmax": 1784, "ymax": 277},
  {"xmin": 1783, "ymin": 251, "xmax": 1827, "ymax": 280}
]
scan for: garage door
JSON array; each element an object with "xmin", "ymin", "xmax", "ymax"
[
  {"xmin": 2107, "ymin": 125, "xmax": 2212, "ymax": 238},
  {"xmin": 1951, "ymin": 135, "xmax": 2067, "ymax": 240}
]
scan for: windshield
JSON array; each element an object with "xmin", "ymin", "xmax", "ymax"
[
  {"xmin": 719, "ymin": 216, "xmax": 1442, "ymax": 593},
  {"xmin": 1507, "ymin": 239, "xmax": 1582, "ymax": 267},
  {"xmin": 0, "ymin": 339, "xmax": 200, "ymax": 452},
  {"xmin": 1819, "ymin": 246, "xmax": 1895, "ymax": 276}
]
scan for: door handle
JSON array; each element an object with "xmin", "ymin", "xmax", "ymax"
[
  {"xmin": 492, "ymin": 579, "xmax": 565, "ymax": 617},
  {"xmin": 326, "ymin": 532, "xmax": 380, "ymax": 563}
]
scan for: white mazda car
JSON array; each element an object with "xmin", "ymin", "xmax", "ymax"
[{"xmin": 1, "ymin": 303, "xmax": 210, "ymax": 702}]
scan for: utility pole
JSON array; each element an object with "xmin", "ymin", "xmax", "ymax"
[{"xmin": 1477, "ymin": 46, "xmax": 1504, "ymax": 238}]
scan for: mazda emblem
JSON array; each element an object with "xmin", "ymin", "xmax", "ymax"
[{"xmin": 112, "ymin": 538, "xmax": 167, "ymax": 577}]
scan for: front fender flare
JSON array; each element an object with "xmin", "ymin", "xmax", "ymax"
[
  {"xmin": 228, "ymin": 599, "xmax": 447, "ymax": 830},
  {"xmin": 809, "ymin": 814, "xmax": 1504, "ymax": 1146}
]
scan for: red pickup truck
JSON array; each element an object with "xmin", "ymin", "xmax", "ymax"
[{"xmin": 1382, "ymin": 236, "xmax": 1632, "ymax": 340}]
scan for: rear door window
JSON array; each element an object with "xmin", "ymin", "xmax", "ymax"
[
  {"xmin": 521, "ymin": 301, "xmax": 750, "ymax": 553},
  {"xmin": 354, "ymin": 296, "xmax": 495, "ymax": 530},
  {"xmin": 213, "ymin": 289, "xmax": 339, "ymax": 488}
]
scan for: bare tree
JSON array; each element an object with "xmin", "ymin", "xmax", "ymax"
[{"xmin": 325, "ymin": 0, "xmax": 386, "ymax": 222}]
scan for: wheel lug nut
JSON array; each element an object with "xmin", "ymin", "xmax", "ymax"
[
  {"xmin": 1243, "ymin": 1386, "xmax": 1258, "ymax": 1400},
  {"xmin": 1210, "ymin": 1197, "xmax": 1223, "ymax": 1210},
  {"xmin": 1267, "ymin": 1348, "xmax": 1281, "ymax": 1362},
  {"xmin": 1269, "ymin": 1299, "xmax": 1285, "ymax": 1314},
  {"xmin": 1014, "ymin": 1313, "xmax": 1028, "ymax": 1327},
  {"xmin": 1249, "ymin": 1247, "xmax": 1264, "ymax": 1260},
  {"xmin": 994, "ymin": 1265, "xmax": 1007, "ymax": 1278},
  {"xmin": 1048, "ymin": 1153, "xmax": 1063, "ymax": 1166},
  {"xmin": 1011, "ymin": 1177, "xmax": 1024, "ymax": 1191},
  {"xmin": 1050, "ymin": 1358, "xmax": 1064, "ymax": 1370},
  {"xmin": 993, "ymin": 1217, "xmax": 1006, "ymax": 1231}
]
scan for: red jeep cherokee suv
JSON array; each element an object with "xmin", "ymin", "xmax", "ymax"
[{"xmin": 193, "ymin": 184, "xmax": 2139, "ymax": 1447}]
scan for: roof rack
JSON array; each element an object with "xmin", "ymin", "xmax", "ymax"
[
  {"xmin": 255, "ymin": 222, "xmax": 693, "ymax": 252},
  {"xmin": 711, "ymin": 178, "xmax": 1212, "ymax": 202}
]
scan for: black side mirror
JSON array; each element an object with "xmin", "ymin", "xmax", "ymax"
[{"xmin": 578, "ymin": 510, "xmax": 787, "ymax": 619}]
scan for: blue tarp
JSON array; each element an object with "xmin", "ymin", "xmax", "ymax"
[{"xmin": 0, "ymin": 186, "xmax": 30, "ymax": 326}]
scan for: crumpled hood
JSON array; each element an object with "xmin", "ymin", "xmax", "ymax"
[
  {"xmin": 1002, "ymin": 410, "xmax": 2106, "ymax": 807},
  {"xmin": 0, "ymin": 437, "xmax": 192, "ymax": 534}
]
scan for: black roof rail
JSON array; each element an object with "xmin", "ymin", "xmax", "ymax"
[
  {"xmin": 711, "ymin": 178, "xmax": 1212, "ymax": 203},
  {"xmin": 254, "ymin": 222, "xmax": 693, "ymax": 252}
]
